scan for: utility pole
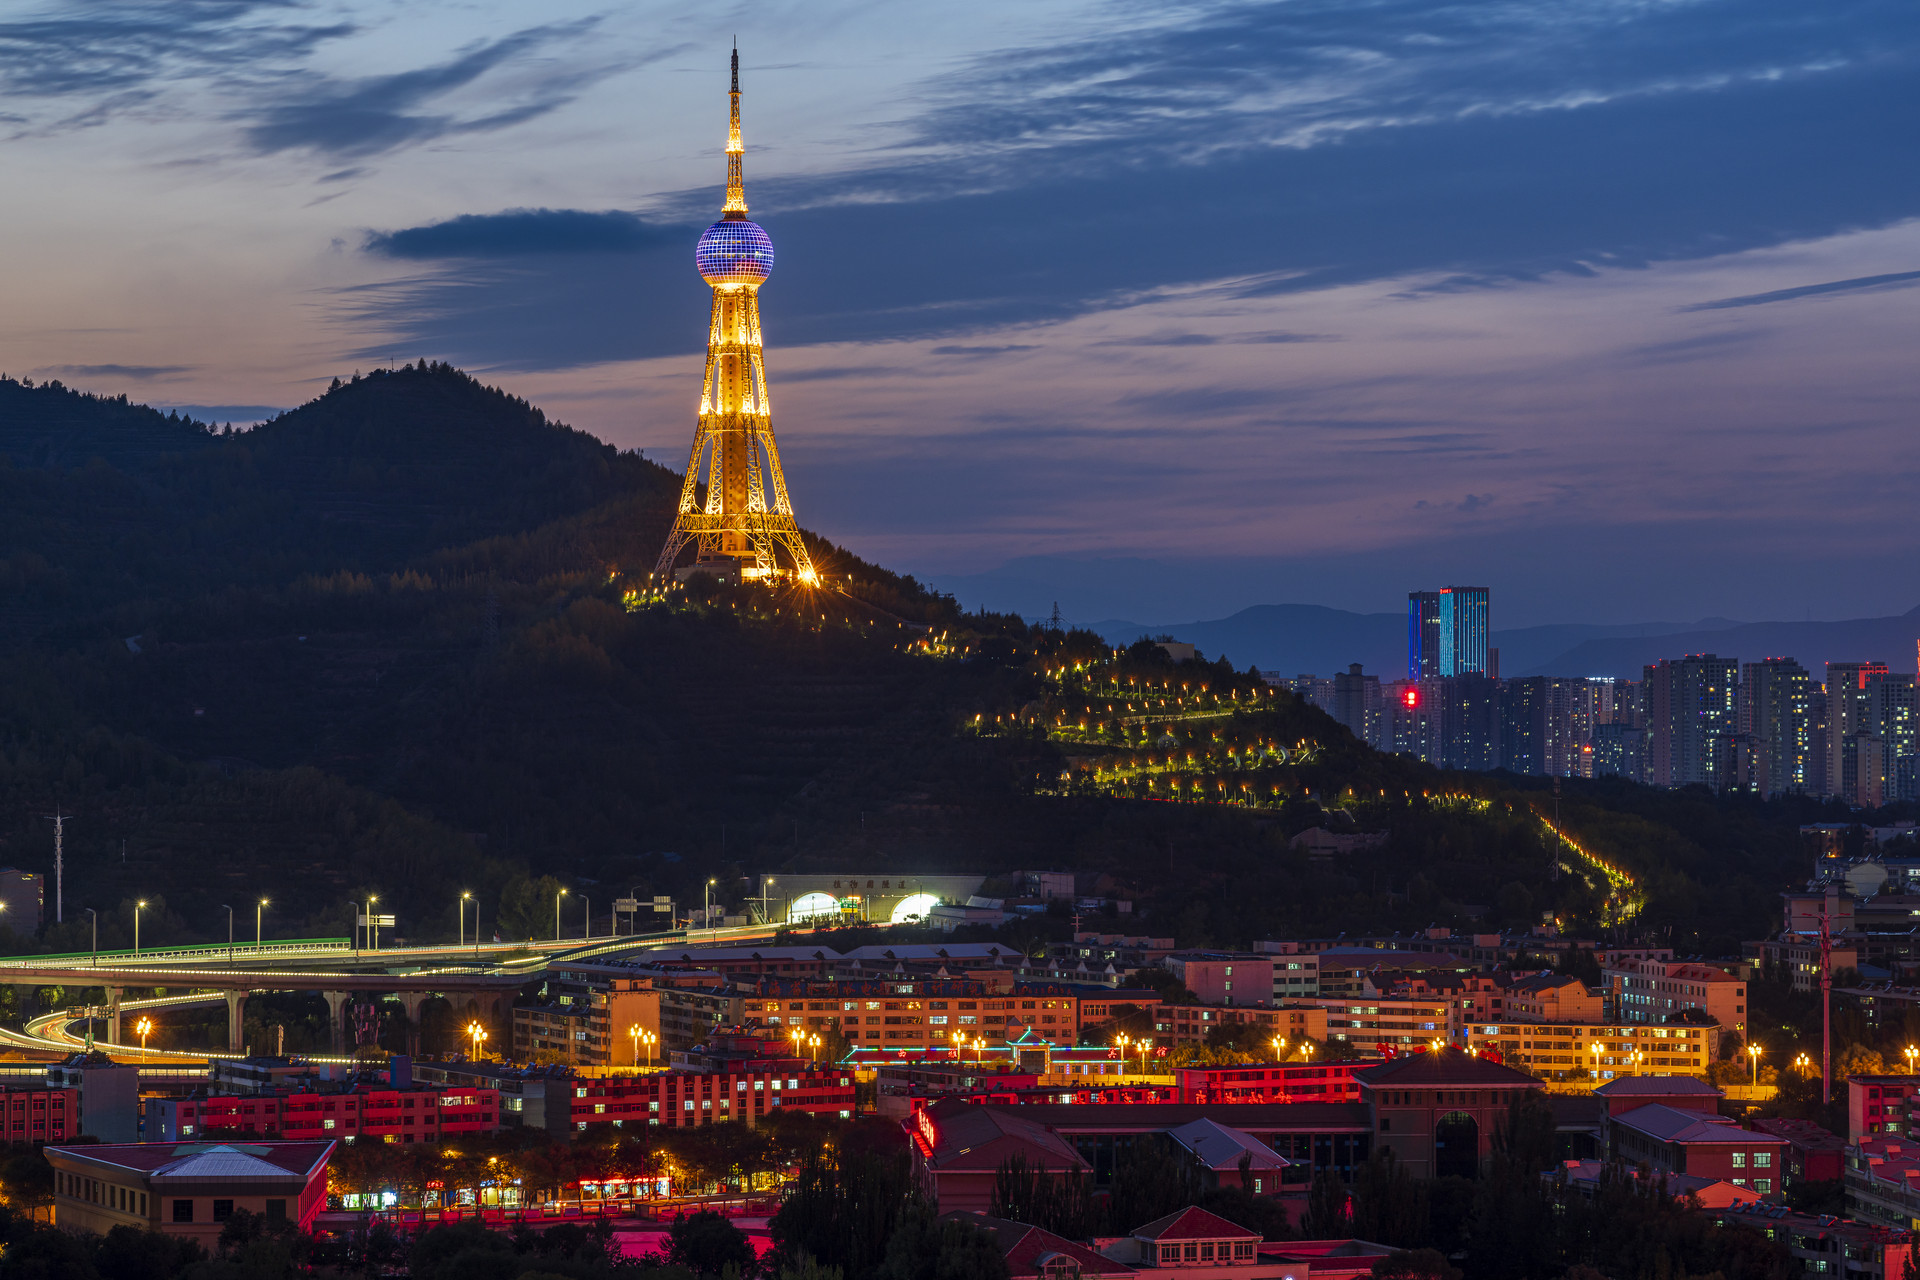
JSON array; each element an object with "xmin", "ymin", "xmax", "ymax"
[
  {"xmin": 1821, "ymin": 891, "xmax": 1834, "ymax": 1106},
  {"xmin": 44, "ymin": 810, "xmax": 66, "ymax": 923}
]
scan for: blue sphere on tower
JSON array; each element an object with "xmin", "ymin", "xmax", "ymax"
[{"xmin": 696, "ymin": 218, "xmax": 774, "ymax": 285}]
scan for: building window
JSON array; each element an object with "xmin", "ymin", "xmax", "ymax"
[
  {"xmin": 173, "ymin": 1200, "xmax": 194, "ymax": 1223},
  {"xmin": 1730, "ymin": 1153, "xmax": 1746, "ymax": 1168},
  {"xmin": 265, "ymin": 1199, "xmax": 286, "ymax": 1222},
  {"xmin": 1754, "ymin": 1153, "xmax": 1772, "ymax": 1168}
]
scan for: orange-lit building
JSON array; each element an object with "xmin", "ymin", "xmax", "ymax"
[{"xmin": 48, "ymin": 1140, "xmax": 333, "ymax": 1244}]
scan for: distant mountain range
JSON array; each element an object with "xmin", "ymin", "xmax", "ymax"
[{"xmin": 1095, "ymin": 604, "xmax": 1920, "ymax": 680}]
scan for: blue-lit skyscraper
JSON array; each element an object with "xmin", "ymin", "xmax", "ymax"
[{"xmin": 1408, "ymin": 586, "xmax": 1490, "ymax": 678}]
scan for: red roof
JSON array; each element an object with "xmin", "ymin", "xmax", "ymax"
[
  {"xmin": 920, "ymin": 1101, "xmax": 1088, "ymax": 1172},
  {"xmin": 961, "ymin": 1215, "xmax": 1135, "ymax": 1278},
  {"xmin": 1355, "ymin": 1048, "xmax": 1538, "ymax": 1087},
  {"xmin": 1132, "ymin": 1206, "xmax": 1257, "ymax": 1242}
]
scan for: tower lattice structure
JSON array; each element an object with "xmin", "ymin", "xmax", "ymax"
[{"xmin": 654, "ymin": 50, "xmax": 816, "ymax": 585}]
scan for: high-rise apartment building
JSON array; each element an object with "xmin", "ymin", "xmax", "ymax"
[
  {"xmin": 1827, "ymin": 663, "xmax": 1890, "ymax": 804},
  {"xmin": 1407, "ymin": 587, "xmax": 1489, "ymax": 679},
  {"xmin": 1643, "ymin": 655, "xmax": 1741, "ymax": 789},
  {"xmin": 1501, "ymin": 677, "xmax": 1585, "ymax": 777},
  {"xmin": 1738, "ymin": 658, "xmax": 1814, "ymax": 797},
  {"xmin": 1866, "ymin": 672, "xmax": 1916, "ymax": 803},
  {"xmin": 1333, "ymin": 664, "xmax": 1387, "ymax": 750},
  {"xmin": 1443, "ymin": 673, "xmax": 1504, "ymax": 771}
]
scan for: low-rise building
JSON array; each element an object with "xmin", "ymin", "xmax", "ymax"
[
  {"xmin": 0, "ymin": 1085, "xmax": 76, "ymax": 1144},
  {"xmin": 1591, "ymin": 1076, "xmax": 1723, "ymax": 1115},
  {"xmin": 1471, "ymin": 1021, "xmax": 1712, "ymax": 1079},
  {"xmin": 1605, "ymin": 1105, "xmax": 1786, "ymax": 1194},
  {"xmin": 1752, "ymin": 1116, "xmax": 1848, "ymax": 1188},
  {"xmin": 1165, "ymin": 954, "xmax": 1275, "ymax": 1009},
  {"xmin": 549, "ymin": 1060, "xmax": 853, "ymax": 1134},
  {"xmin": 1849, "ymin": 1075, "xmax": 1920, "ymax": 1143},
  {"xmin": 1714, "ymin": 1203, "xmax": 1913, "ymax": 1280},
  {"xmin": 147, "ymin": 1084, "xmax": 500, "ymax": 1145},
  {"xmin": 1160, "ymin": 1003, "xmax": 1326, "ymax": 1047},
  {"xmin": 1848, "ymin": 1136, "xmax": 1920, "ymax": 1228},
  {"xmin": 1506, "ymin": 973, "xmax": 1604, "ymax": 1023},
  {"xmin": 47, "ymin": 1140, "xmax": 333, "ymax": 1244},
  {"xmin": 744, "ymin": 978, "xmax": 1082, "ymax": 1051},
  {"xmin": 45, "ymin": 1054, "xmax": 139, "ymax": 1143},
  {"xmin": 1174, "ymin": 1063, "xmax": 1365, "ymax": 1106},
  {"xmin": 1358, "ymin": 1050, "xmax": 1545, "ymax": 1179}
]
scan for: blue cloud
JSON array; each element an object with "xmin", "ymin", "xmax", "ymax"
[
  {"xmin": 366, "ymin": 209, "xmax": 690, "ymax": 259},
  {"xmin": 1680, "ymin": 269, "xmax": 1920, "ymax": 311}
]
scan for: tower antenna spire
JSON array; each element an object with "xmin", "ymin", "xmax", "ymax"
[{"xmin": 724, "ymin": 46, "xmax": 747, "ymax": 218}]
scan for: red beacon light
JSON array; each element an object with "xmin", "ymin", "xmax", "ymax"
[{"xmin": 1403, "ymin": 688, "xmax": 1420, "ymax": 708}]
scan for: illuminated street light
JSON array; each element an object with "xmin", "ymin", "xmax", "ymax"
[
  {"xmin": 466, "ymin": 1021, "xmax": 488, "ymax": 1060},
  {"xmin": 1748, "ymin": 1043, "xmax": 1763, "ymax": 1088},
  {"xmin": 135, "ymin": 1016, "xmax": 153, "ymax": 1062},
  {"xmin": 134, "ymin": 900, "xmax": 146, "ymax": 954},
  {"xmin": 256, "ymin": 899, "xmax": 269, "ymax": 950},
  {"xmin": 555, "ymin": 888, "xmax": 568, "ymax": 941}
]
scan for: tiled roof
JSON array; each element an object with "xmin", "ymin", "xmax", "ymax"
[
  {"xmin": 968, "ymin": 1102, "xmax": 1373, "ymax": 1134},
  {"xmin": 1355, "ymin": 1049, "xmax": 1539, "ymax": 1087},
  {"xmin": 959, "ymin": 1215, "xmax": 1135, "ymax": 1278},
  {"xmin": 1593, "ymin": 1077, "xmax": 1724, "ymax": 1098},
  {"xmin": 1752, "ymin": 1117, "xmax": 1846, "ymax": 1150},
  {"xmin": 1165, "ymin": 1119, "xmax": 1289, "ymax": 1172},
  {"xmin": 921, "ymin": 1101, "xmax": 1088, "ymax": 1172},
  {"xmin": 1132, "ymin": 1206, "xmax": 1257, "ymax": 1242},
  {"xmin": 50, "ymin": 1141, "xmax": 332, "ymax": 1180},
  {"xmin": 1609, "ymin": 1105, "xmax": 1767, "ymax": 1145}
]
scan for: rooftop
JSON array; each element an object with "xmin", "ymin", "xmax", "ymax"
[
  {"xmin": 1165, "ymin": 1118, "xmax": 1290, "ymax": 1172},
  {"xmin": 1609, "ymin": 1105, "xmax": 1767, "ymax": 1145},
  {"xmin": 49, "ymin": 1141, "xmax": 332, "ymax": 1183},
  {"xmin": 920, "ymin": 1100, "xmax": 1090, "ymax": 1172},
  {"xmin": 1355, "ymin": 1049, "xmax": 1540, "ymax": 1088},
  {"xmin": 1133, "ymin": 1206, "xmax": 1258, "ymax": 1242},
  {"xmin": 1593, "ymin": 1076, "xmax": 1724, "ymax": 1098}
]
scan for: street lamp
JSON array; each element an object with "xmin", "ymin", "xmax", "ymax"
[
  {"xmin": 135, "ymin": 1016, "xmax": 153, "ymax": 1062},
  {"xmin": 458, "ymin": 892, "xmax": 471, "ymax": 948},
  {"xmin": 1138, "ymin": 1037, "xmax": 1153, "ymax": 1075},
  {"xmin": 1748, "ymin": 1043, "xmax": 1763, "ymax": 1088},
  {"xmin": 1795, "ymin": 1052, "xmax": 1812, "ymax": 1074},
  {"xmin": 1589, "ymin": 1042, "xmax": 1602, "ymax": 1078},
  {"xmin": 466, "ymin": 1021, "xmax": 488, "ymax": 1060},
  {"xmin": 555, "ymin": 888, "xmax": 567, "ymax": 941},
  {"xmin": 630, "ymin": 1024, "xmax": 645, "ymax": 1068},
  {"xmin": 705, "ymin": 879, "xmax": 716, "ymax": 930},
  {"xmin": 256, "ymin": 899, "xmax": 268, "ymax": 950},
  {"xmin": 809, "ymin": 1033, "xmax": 821, "ymax": 1063},
  {"xmin": 364, "ymin": 895, "xmax": 379, "ymax": 952},
  {"xmin": 1271, "ymin": 1036, "xmax": 1286, "ymax": 1062},
  {"xmin": 582, "ymin": 895, "xmax": 591, "ymax": 941},
  {"xmin": 133, "ymin": 900, "xmax": 146, "ymax": 954},
  {"xmin": 1905, "ymin": 1044, "xmax": 1918, "ymax": 1074}
]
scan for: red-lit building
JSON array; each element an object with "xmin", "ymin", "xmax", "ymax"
[
  {"xmin": 1175, "ymin": 1062, "xmax": 1366, "ymax": 1105},
  {"xmin": 147, "ymin": 1085, "xmax": 499, "ymax": 1145},
  {"xmin": 1849, "ymin": 1075, "xmax": 1920, "ymax": 1144},
  {"xmin": 0, "ymin": 1086, "xmax": 76, "ymax": 1144},
  {"xmin": 1752, "ymin": 1116, "xmax": 1847, "ymax": 1187},
  {"xmin": 551, "ymin": 1060, "xmax": 854, "ymax": 1133},
  {"xmin": 1605, "ymin": 1105, "xmax": 1788, "ymax": 1195}
]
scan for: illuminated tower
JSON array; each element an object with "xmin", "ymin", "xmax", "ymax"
[{"xmin": 654, "ymin": 49, "xmax": 817, "ymax": 585}]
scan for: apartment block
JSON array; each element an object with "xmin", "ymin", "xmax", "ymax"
[
  {"xmin": 549, "ymin": 1062, "xmax": 853, "ymax": 1134},
  {"xmin": 742, "ymin": 978, "xmax": 1083, "ymax": 1050},
  {"xmin": 1473, "ymin": 1022, "xmax": 1710, "ymax": 1079},
  {"xmin": 146, "ymin": 1085, "xmax": 500, "ymax": 1145},
  {"xmin": 1604, "ymin": 956, "xmax": 1746, "ymax": 1032},
  {"xmin": 1165, "ymin": 954, "xmax": 1274, "ymax": 1008},
  {"xmin": 0, "ymin": 1085, "xmax": 76, "ymax": 1144},
  {"xmin": 1504, "ymin": 973, "xmax": 1604, "ymax": 1023}
]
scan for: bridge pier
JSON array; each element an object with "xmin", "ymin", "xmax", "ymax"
[
  {"xmin": 395, "ymin": 992, "xmax": 429, "ymax": 1057},
  {"xmin": 107, "ymin": 987, "xmax": 123, "ymax": 1045},
  {"xmin": 322, "ymin": 991, "xmax": 351, "ymax": 1055},
  {"xmin": 224, "ymin": 990, "xmax": 249, "ymax": 1055}
]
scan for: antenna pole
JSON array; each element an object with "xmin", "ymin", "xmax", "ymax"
[{"xmin": 44, "ymin": 811, "xmax": 65, "ymax": 924}]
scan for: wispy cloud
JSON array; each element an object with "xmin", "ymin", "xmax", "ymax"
[
  {"xmin": 1680, "ymin": 268, "xmax": 1920, "ymax": 311},
  {"xmin": 240, "ymin": 21, "xmax": 618, "ymax": 159},
  {"xmin": 36, "ymin": 362, "xmax": 193, "ymax": 379}
]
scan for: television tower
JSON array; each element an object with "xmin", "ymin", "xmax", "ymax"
[{"xmin": 654, "ymin": 49, "xmax": 817, "ymax": 586}]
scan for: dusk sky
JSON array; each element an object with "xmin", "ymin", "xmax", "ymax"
[{"xmin": 2, "ymin": 0, "xmax": 1915, "ymax": 627}]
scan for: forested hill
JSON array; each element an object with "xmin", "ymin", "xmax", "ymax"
[{"xmin": 0, "ymin": 364, "xmax": 1835, "ymax": 959}]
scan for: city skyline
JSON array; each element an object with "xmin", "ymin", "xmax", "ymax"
[{"xmin": 0, "ymin": 0, "xmax": 1914, "ymax": 626}]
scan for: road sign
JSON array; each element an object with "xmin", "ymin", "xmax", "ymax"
[
  {"xmin": 356, "ymin": 914, "xmax": 396, "ymax": 927},
  {"xmin": 613, "ymin": 898, "xmax": 640, "ymax": 913}
]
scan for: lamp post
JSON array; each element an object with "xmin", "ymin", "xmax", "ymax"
[
  {"xmin": 1748, "ymin": 1043, "xmax": 1763, "ymax": 1088},
  {"xmin": 1795, "ymin": 1052, "xmax": 1812, "ymax": 1074},
  {"xmin": 221, "ymin": 904, "xmax": 233, "ymax": 965},
  {"xmin": 1138, "ymin": 1037, "xmax": 1153, "ymax": 1075},
  {"xmin": 582, "ymin": 895, "xmax": 591, "ymax": 941},
  {"xmin": 1271, "ymin": 1036, "xmax": 1286, "ymax": 1063},
  {"xmin": 458, "ymin": 892, "xmax": 471, "ymax": 948},
  {"xmin": 631, "ymin": 1024, "xmax": 644, "ymax": 1068},
  {"xmin": 256, "ymin": 899, "xmax": 268, "ymax": 950},
  {"xmin": 84, "ymin": 908, "xmax": 96, "ymax": 966},
  {"xmin": 555, "ymin": 889, "xmax": 567, "ymax": 941},
  {"xmin": 809, "ymin": 1033, "xmax": 821, "ymax": 1063},
  {"xmin": 133, "ymin": 900, "xmax": 146, "ymax": 955},
  {"xmin": 1905, "ymin": 1044, "xmax": 1917, "ymax": 1074},
  {"xmin": 1589, "ymin": 1041, "xmax": 1601, "ymax": 1078},
  {"xmin": 705, "ymin": 879, "xmax": 715, "ymax": 930},
  {"xmin": 135, "ymin": 1016, "xmax": 153, "ymax": 1062},
  {"xmin": 365, "ymin": 895, "xmax": 379, "ymax": 952},
  {"xmin": 466, "ymin": 1021, "xmax": 488, "ymax": 1060}
]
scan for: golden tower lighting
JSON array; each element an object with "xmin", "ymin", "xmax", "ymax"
[{"xmin": 654, "ymin": 48, "xmax": 817, "ymax": 587}]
